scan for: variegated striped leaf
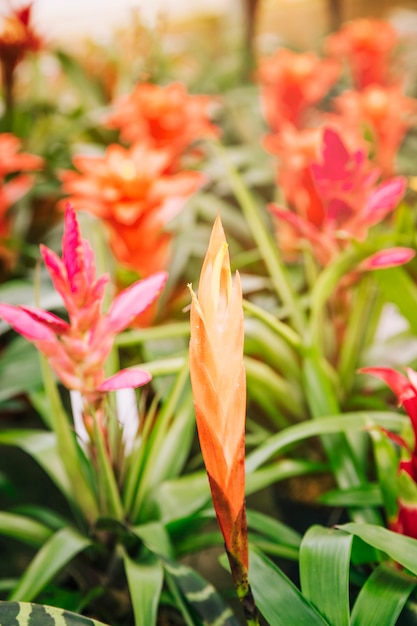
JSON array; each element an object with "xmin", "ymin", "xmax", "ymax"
[{"xmin": 0, "ymin": 602, "xmax": 110, "ymax": 626}]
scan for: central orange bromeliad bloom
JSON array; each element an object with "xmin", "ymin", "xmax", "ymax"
[{"xmin": 188, "ymin": 215, "xmax": 247, "ymax": 570}]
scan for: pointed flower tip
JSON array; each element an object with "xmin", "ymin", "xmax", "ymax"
[
  {"xmin": 98, "ymin": 368, "xmax": 152, "ymax": 391},
  {"xmin": 360, "ymin": 247, "xmax": 415, "ymax": 271}
]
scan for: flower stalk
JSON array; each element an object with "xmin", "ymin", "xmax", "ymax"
[{"xmin": 189, "ymin": 215, "xmax": 260, "ymax": 625}]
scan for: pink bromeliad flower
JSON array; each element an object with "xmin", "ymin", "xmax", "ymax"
[
  {"xmin": 0, "ymin": 204, "xmax": 167, "ymax": 401},
  {"xmin": 360, "ymin": 367, "xmax": 417, "ymax": 539},
  {"xmin": 270, "ymin": 127, "xmax": 408, "ymax": 266}
]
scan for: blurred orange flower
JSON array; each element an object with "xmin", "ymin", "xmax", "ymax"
[
  {"xmin": 0, "ymin": 132, "xmax": 43, "ymax": 262},
  {"xmin": 189, "ymin": 215, "xmax": 248, "ymax": 572},
  {"xmin": 258, "ymin": 49, "xmax": 340, "ymax": 130},
  {"xmin": 326, "ymin": 18, "xmax": 399, "ymax": 88},
  {"xmin": 335, "ymin": 85, "xmax": 417, "ymax": 177},
  {"xmin": 105, "ymin": 82, "xmax": 219, "ymax": 163},
  {"xmin": 61, "ymin": 142, "xmax": 204, "ymax": 276}
]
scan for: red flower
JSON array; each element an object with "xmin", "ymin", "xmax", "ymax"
[
  {"xmin": 360, "ymin": 367, "xmax": 417, "ymax": 538},
  {"xmin": 269, "ymin": 128, "xmax": 407, "ymax": 265},
  {"xmin": 335, "ymin": 85, "xmax": 417, "ymax": 177},
  {"xmin": 60, "ymin": 142, "xmax": 204, "ymax": 276},
  {"xmin": 258, "ymin": 49, "xmax": 340, "ymax": 130},
  {"xmin": 326, "ymin": 18, "xmax": 399, "ymax": 88},
  {"xmin": 105, "ymin": 82, "xmax": 219, "ymax": 162}
]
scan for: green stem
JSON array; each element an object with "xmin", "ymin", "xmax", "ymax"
[{"xmin": 214, "ymin": 140, "xmax": 306, "ymax": 335}]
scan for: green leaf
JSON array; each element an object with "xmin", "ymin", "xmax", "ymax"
[
  {"xmin": 300, "ymin": 526, "xmax": 353, "ymax": 626},
  {"xmin": 9, "ymin": 527, "xmax": 92, "ymax": 602},
  {"xmin": 0, "ymin": 339, "xmax": 43, "ymax": 401},
  {"xmin": 123, "ymin": 550, "xmax": 163, "ymax": 626},
  {"xmin": 370, "ymin": 429, "xmax": 399, "ymax": 520},
  {"xmin": 91, "ymin": 414, "xmax": 123, "ymax": 520},
  {"xmin": 246, "ymin": 459, "xmax": 327, "ymax": 495},
  {"xmin": 163, "ymin": 558, "xmax": 241, "ymax": 626},
  {"xmin": 318, "ymin": 484, "xmax": 383, "ymax": 508},
  {"xmin": 351, "ymin": 563, "xmax": 417, "ymax": 626},
  {"xmin": 0, "ymin": 430, "xmax": 71, "ymax": 499},
  {"xmin": 338, "ymin": 523, "xmax": 417, "ymax": 575},
  {"xmin": 0, "ymin": 512, "xmax": 52, "ymax": 547},
  {"xmin": 0, "ymin": 601, "xmax": 110, "ymax": 625},
  {"xmin": 375, "ymin": 267, "xmax": 417, "ymax": 335},
  {"xmin": 249, "ymin": 546, "xmax": 329, "ymax": 626},
  {"xmin": 246, "ymin": 411, "xmax": 406, "ymax": 472},
  {"xmin": 151, "ymin": 472, "xmax": 210, "ymax": 523},
  {"xmin": 39, "ymin": 356, "xmax": 99, "ymax": 522}
]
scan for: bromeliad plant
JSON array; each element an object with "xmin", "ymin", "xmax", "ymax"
[{"xmin": 0, "ymin": 204, "xmax": 246, "ymax": 626}]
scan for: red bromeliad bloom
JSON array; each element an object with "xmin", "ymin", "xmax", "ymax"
[
  {"xmin": 0, "ymin": 132, "xmax": 43, "ymax": 261},
  {"xmin": 335, "ymin": 85, "xmax": 417, "ymax": 177},
  {"xmin": 269, "ymin": 128, "xmax": 407, "ymax": 265},
  {"xmin": 258, "ymin": 49, "xmax": 340, "ymax": 130},
  {"xmin": 189, "ymin": 216, "xmax": 248, "ymax": 574},
  {"xmin": 105, "ymin": 82, "xmax": 219, "ymax": 162},
  {"xmin": 0, "ymin": 204, "xmax": 167, "ymax": 401},
  {"xmin": 360, "ymin": 367, "xmax": 417, "ymax": 538},
  {"xmin": 326, "ymin": 18, "xmax": 399, "ymax": 88},
  {"xmin": 0, "ymin": 2, "xmax": 42, "ymax": 71},
  {"xmin": 60, "ymin": 142, "xmax": 205, "ymax": 276}
]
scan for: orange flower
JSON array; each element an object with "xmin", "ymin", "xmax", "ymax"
[
  {"xmin": 326, "ymin": 18, "xmax": 399, "ymax": 88},
  {"xmin": 335, "ymin": 85, "xmax": 417, "ymax": 177},
  {"xmin": 257, "ymin": 49, "xmax": 340, "ymax": 130},
  {"xmin": 0, "ymin": 133, "xmax": 43, "ymax": 263},
  {"xmin": 105, "ymin": 82, "xmax": 219, "ymax": 163},
  {"xmin": 60, "ymin": 142, "xmax": 204, "ymax": 276},
  {"xmin": 189, "ymin": 215, "xmax": 247, "ymax": 571}
]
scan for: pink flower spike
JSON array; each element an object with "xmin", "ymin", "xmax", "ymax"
[
  {"xmin": 360, "ymin": 247, "xmax": 415, "ymax": 270},
  {"xmin": 98, "ymin": 368, "xmax": 152, "ymax": 391},
  {"xmin": 0, "ymin": 303, "xmax": 57, "ymax": 341},
  {"xmin": 106, "ymin": 271, "xmax": 168, "ymax": 334},
  {"xmin": 62, "ymin": 203, "xmax": 85, "ymax": 295}
]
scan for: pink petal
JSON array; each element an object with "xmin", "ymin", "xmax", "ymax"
[
  {"xmin": 362, "ymin": 177, "xmax": 406, "ymax": 226},
  {"xmin": 98, "ymin": 368, "xmax": 152, "ymax": 391},
  {"xmin": 106, "ymin": 271, "xmax": 168, "ymax": 334},
  {"xmin": 360, "ymin": 247, "xmax": 415, "ymax": 270},
  {"xmin": 20, "ymin": 306, "xmax": 70, "ymax": 333},
  {"xmin": 40, "ymin": 244, "xmax": 68, "ymax": 302},
  {"xmin": 62, "ymin": 203, "xmax": 85, "ymax": 294},
  {"xmin": 0, "ymin": 303, "xmax": 57, "ymax": 341}
]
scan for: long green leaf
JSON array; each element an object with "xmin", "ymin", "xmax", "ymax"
[
  {"xmin": 0, "ymin": 601, "xmax": 110, "ymax": 625},
  {"xmin": 163, "ymin": 558, "xmax": 240, "ymax": 626},
  {"xmin": 351, "ymin": 563, "xmax": 417, "ymax": 626},
  {"xmin": 338, "ymin": 523, "xmax": 417, "ymax": 576},
  {"xmin": 214, "ymin": 140, "xmax": 306, "ymax": 334},
  {"xmin": 9, "ymin": 527, "xmax": 91, "ymax": 602},
  {"xmin": 249, "ymin": 546, "xmax": 329, "ymax": 626},
  {"xmin": 123, "ymin": 550, "xmax": 163, "ymax": 626},
  {"xmin": 0, "ymin": 430, "xmax": 71, "ymax": 498},
  {"xmin": 300, "ymin": 526, "xmax": 353, "ymax": 626},
  {"xmin": 40, "ymin": 356, "xmax": 99, "ymax": 522},
  {"xmin": 0, "ymin": 512, "xmax": 52, "ymax": 547},
  {"xmin": 246, "ymin": 411, "xmax": 406, "ymax": 472}
]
